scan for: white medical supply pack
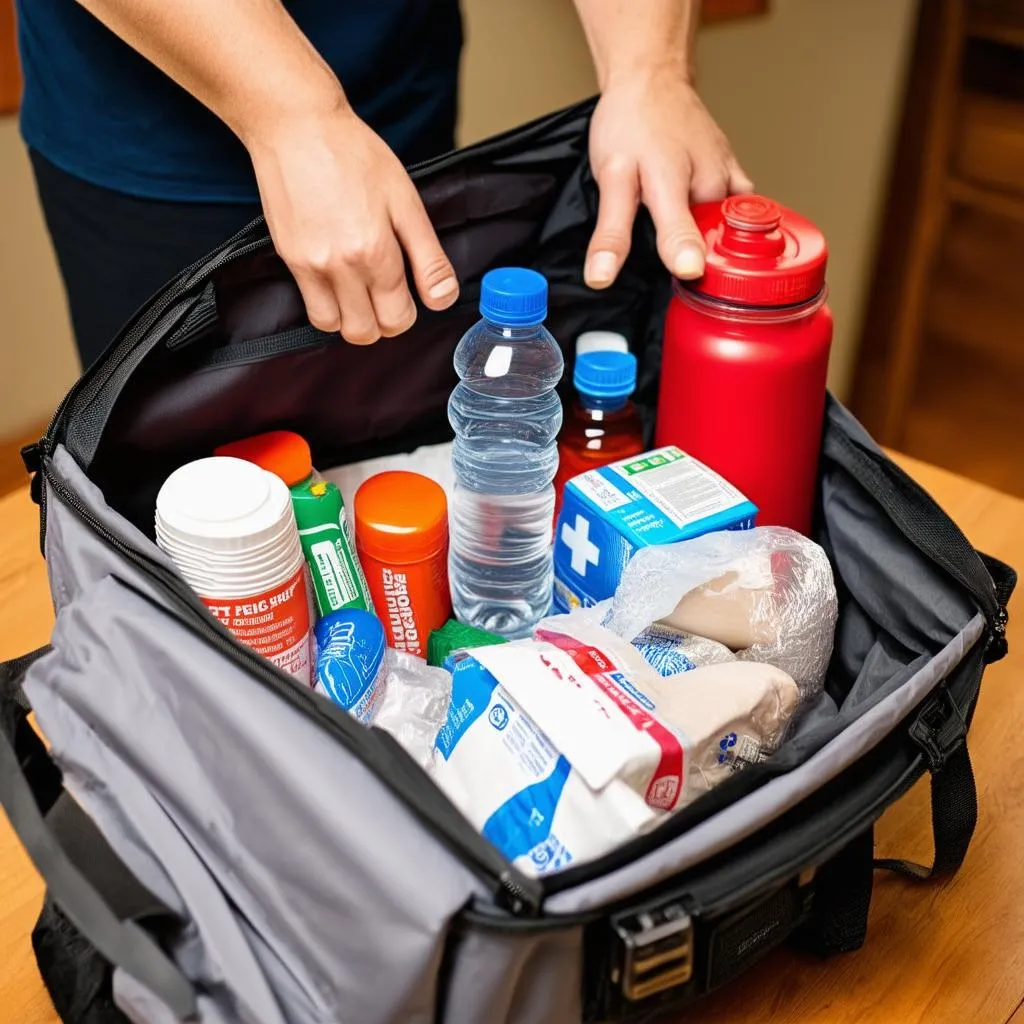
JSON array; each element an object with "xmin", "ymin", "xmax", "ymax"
[
  {"xmin": 432, "ymin": 619, "xmax": 800, "ymax": 876},
  {"xmin": 552, "ymin": 446, "xmax": 757, "ymax": 612}
]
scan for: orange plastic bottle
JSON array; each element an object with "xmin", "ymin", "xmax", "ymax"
[
  {"xmin": 353, "ymin": 471, "xmax": 451, "ymax": 659},
  {"xmin": 214, "ymin": 430, "xmax": 315, "ymax": 487},
  {"xmin": 554, "ymin": 350, "xmax": 645, "ymax": 522}
]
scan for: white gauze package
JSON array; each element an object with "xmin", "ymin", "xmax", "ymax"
[{"xmin": 432, "ymin": 620, "xmax": 799, "ymax": 876}]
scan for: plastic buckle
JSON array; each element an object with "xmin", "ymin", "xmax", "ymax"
[
  {"xmin": 909, "ymin": 689, "xmax": 966, "ymax": 771},
  {"xmin": 612, "ymin": 902, "xmax": 693, "ymax": 1002},
  {"xmin": 20, "ymin": 441, "xmax": 42, "ymax": 476}
]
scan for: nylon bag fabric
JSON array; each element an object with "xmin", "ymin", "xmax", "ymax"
[{"xmin": 1, "ymin": 99, "xmax": 1014, "ymax": 1024}]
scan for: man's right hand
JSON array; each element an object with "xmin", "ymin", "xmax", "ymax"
[
  {"xmin": 76, "ymin": 0, "xmax": 459, "ymax": 346},
  {"xmin": 247, "ymin": 100, "xmax": 460, "ymax": 345}
]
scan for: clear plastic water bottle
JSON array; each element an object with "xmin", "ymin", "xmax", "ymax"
[{"xmin": 448, "ymin": 268, "xmax": 564, "ymax": 638}]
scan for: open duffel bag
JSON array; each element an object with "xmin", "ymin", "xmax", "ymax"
[{"xmin": 1, "ymin": 98, "xmax": 1017, "ymax": 1024}]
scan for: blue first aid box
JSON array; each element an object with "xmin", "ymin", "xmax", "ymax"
[{"xmin": 552, "ymin": 446, "xmax": 758, "ymax": 613}]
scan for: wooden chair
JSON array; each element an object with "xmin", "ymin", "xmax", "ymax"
[{"xmin": 852, "ymin": 0, "xmax": 1024, "ymax": 448}]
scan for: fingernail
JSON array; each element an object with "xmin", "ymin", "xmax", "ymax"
[
  {"xmin": 585, "ymin": 251, "xmax": 619, "ymax": 287},
  {"xmin": 429, "ymin": 276, "xmax": 459, "ymax": 302},
  {"xmin": 673, "ymin": 244, "xmax": 705, "ymax": 279}
]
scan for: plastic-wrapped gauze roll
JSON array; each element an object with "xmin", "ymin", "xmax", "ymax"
[
  {"xmin": 605, "ymin": 527, "xmax": 838, "ymax": 701},
  {"xmin": 630, "ymin": 623, "xmax": 736, "ymax": 677}
]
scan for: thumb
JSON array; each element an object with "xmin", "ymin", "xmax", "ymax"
[
  {"xmin": 585, "ymin": 157, "xmax": 639, "ymax": 289},
  {"xmin": 642, "ymin": 163, "xmax": 706, "ymax": 280}
]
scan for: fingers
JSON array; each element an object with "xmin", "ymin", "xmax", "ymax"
[
  {"xmin": 290, "ymin": 267, "xmax": 342, "ymax": 334},
  {"xmin": 392, "ymin": 183, "xmax": 459, "ymax": 311},
  {"xmin": 291, "ymin": 229, "xmax": 417, "ymax": 345},
  {"xmin": 585, "ymin": 156, "xmax": 639, "ymax": 290},
  {"xmin": 367, "ymin": 236, "xmax": 418, "ymax": 339},
  {"xmin": 728, "ymin": 157, "xmax": 755, "ymax": 195},
  {"xmin": 641, "ymin": 160, "xmax": 706, "ymax": 280}
]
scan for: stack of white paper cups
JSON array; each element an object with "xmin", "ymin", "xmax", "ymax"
[{"xmin": 156, "ymin": 457, "xmax": 312, "ymax": 684}]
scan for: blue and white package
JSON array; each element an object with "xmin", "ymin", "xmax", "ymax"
[
  {"xmin": 553, "ymin": 446, "xmax": 757, "ymax": 613},
  {"xmin": 631, "ymin": 624, "xmax": 736, "ymax": 678},
  {"xmin": 314, "ymin": 609, "xmax": 387, "ymax": 723},
  {"xmin": 433, "ymin": 649, "xmax": 661, "ymax": 877},
  {"xmin": 432, "ymin": 620, "xmax": 801, "ymax": 875}
]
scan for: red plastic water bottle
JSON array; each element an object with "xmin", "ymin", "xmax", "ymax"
[{"xmin": 654, "ymin": 195, "xmax": 832, "ymax": 535}]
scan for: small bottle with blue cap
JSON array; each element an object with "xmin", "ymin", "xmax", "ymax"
[
  {"xmin": 448, "ymin": 267, "xmax": 564, "ymax": 638},
  {"xmin": 553, "ymin": 346, "xmax": 645, "ymax": 522}
]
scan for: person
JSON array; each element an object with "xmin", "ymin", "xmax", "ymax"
[{"xmin": 17, "ymin": 0, "xmax": 752, "ymax": 369}]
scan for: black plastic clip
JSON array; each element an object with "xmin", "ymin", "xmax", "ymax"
[{"xmin": 984, "ymin": 605, "xmax": 1009, "ymax": 665}]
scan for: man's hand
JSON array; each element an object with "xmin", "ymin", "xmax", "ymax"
[
  {"xmin": 248, "ymin": 102, "xmax": 459, "ymax": 345},
  {"xmin": 585, "ymin": 67, "xmax": 753, "ymax": 288},
  {"xmin": 76, "ymin": 0, "xmax": 459, "ymax": 345},
  {"xmin": 573, "ymin": 0, "xmax": 753, "ymax": 288}
]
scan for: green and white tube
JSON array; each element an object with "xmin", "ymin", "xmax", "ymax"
[{"xmin": 292, "ymin": 479, "xmax": 373, "ymax": 618}]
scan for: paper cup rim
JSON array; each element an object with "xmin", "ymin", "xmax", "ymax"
[
  {"xmin": 156, "ymin": 458, "xmax": 292, "ymax": 546},
  {"xmin": 182, "ymin": 558, "xmax": 305, "ymax": 599}
]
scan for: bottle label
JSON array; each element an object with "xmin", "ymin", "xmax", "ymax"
[
  {"xmin": 299, "ymin": 521, "xmax": 372, "ymax": 616},
  {"xmin": 381, "ymin": 567, "xmax": 423, "ymax": 657},
  {"xmin": 202, "ymin": 566, "xmax": 312, "ymax": 683}
]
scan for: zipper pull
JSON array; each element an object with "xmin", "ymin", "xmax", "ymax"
[
  {"xmin": 20, "ymin": 440, "xmax": 42, "ymax": 476},
  {"xmin": 498, "ymin": 869, "xmax": 544, "ymax": 917},
  {"xmin": 984, "ymin": 604, "xmax": 1009, "ymax": 664}
]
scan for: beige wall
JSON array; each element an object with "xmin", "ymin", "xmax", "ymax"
[
  {"xmin": 0, "ymin": 0, "xmax": 917, "ymax": 438},
  {"xmin": 696, "ymin": 0, "xmax": 918, "ymax": 396},
  {"xmin": 0, "ymin": 118, "xmax": 80, "ymax": 436},
  {"xmin": 460, "ymin": 0, "xmax": 919, "ymax": 398}
]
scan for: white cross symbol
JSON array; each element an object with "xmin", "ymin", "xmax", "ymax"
[{"xmin": 561, "ymin": 514, "xmax": 600, "ymax": 576}]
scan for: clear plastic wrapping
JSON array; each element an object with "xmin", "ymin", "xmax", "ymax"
[
  {"xmin": 605, "ymin": 527, "xmax": 838, "ymax": 700},
  {"xmin": 372, "ymin": 651, "xmax": 453, "ymax": 771}
]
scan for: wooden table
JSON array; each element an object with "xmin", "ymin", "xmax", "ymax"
[{"xmin": 1, "ymin": 456, "xmax": 1022, "ymax": 1024}]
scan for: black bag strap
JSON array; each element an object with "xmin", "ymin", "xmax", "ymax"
[
  {"xmin": 875, "ymin": 688, "xmax": 977, "ymax": 881},
  {"xmin": 800, "ymin": 825, "xmax": 875, "ymax": 955},
  {"xmin": 0, "ymin": 647, "xmax": 198, "ymax": 1020}
]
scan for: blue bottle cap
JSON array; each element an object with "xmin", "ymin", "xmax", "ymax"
[
  {"xmin": 573, "ymin": 350, "xmax": 638, "ymax": 400},
  {"xmin": 479, "ymin": 267, "xmax": 548, "ymax": 327}
]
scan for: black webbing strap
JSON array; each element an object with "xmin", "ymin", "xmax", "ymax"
[
  {"xmin": 805, "ymin": 825, "xmax": 874, "ymax": 955},
  {"xmin": 47, "ymin": 792, "xmax": 182, "ymax": 925},
  {"xmin": 0, "ymin": 647, "xmax": 198, "ymax": 1020},
  {"xmin": 876, "ymin": 691, "xmax": 977, "ymax": 881}
]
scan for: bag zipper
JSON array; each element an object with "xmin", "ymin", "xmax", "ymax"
[
  {"xmin": 462, "ymin": 740, "xmax": 931, "ymax": 933},
  {"xmin": 41, "ymin": 458, "xmax": 543, "ymax": 917},
  {"xmin": 33, "ymin": 97, "xmax": 599, "ymax": 551}
]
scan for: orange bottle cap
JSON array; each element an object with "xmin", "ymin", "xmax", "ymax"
[
  {"xmin": 214, "ymin": 431, "xmax": 313, "ymax": 487},
  {"xmin": 354, "ymin": 471, "xmax": 448, "ymax": 564}
]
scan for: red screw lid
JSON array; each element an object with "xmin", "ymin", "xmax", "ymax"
[{"xmin": 687, "ymin": 195, "xmax": 828, "ymax": 307}]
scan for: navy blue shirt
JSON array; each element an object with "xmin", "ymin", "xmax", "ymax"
[{"xmin": 17, "ymin": 1, "xmax": 462, "ymax": 202}]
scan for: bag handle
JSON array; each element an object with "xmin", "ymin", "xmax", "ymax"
[{"xmin": 0, "ymin": 648, "xmax": 199, "ymax": 1021}]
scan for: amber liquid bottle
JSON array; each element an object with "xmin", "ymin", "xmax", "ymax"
[{"xmin": 554, "ymin": 350, "xmax": 645, "ymax": 524}]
